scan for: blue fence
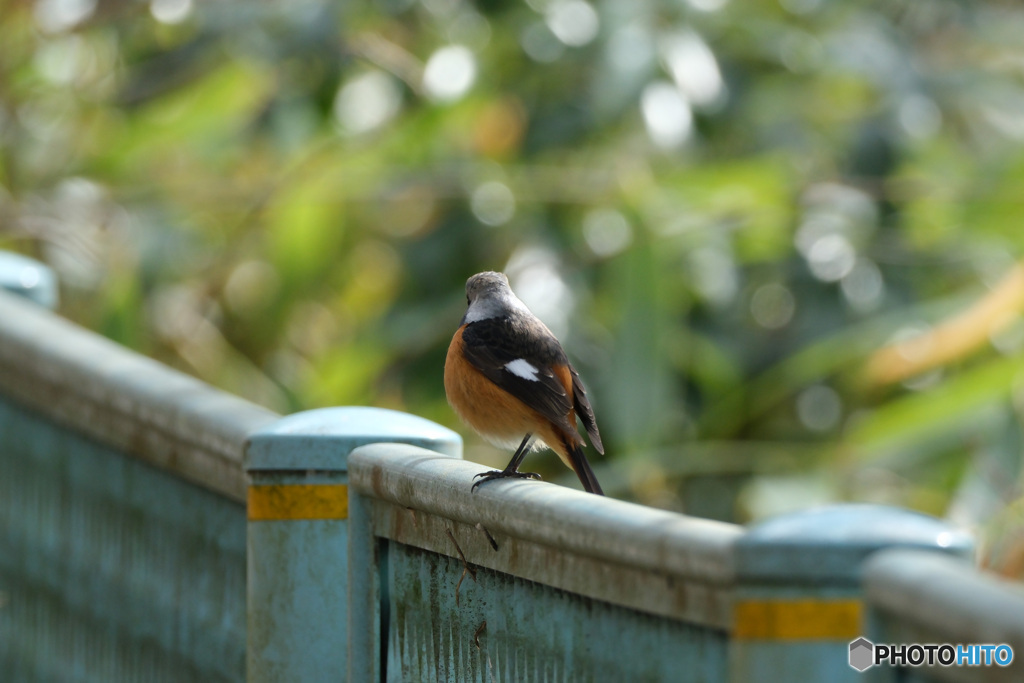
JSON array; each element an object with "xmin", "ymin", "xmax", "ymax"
[
  {"xmin": 0, "ymin": 395, "xmax": 248, "ymax": 682},
  {"xmin": 1, "ymin": 252, "xmax": 1023, "ymax": 682},
  {"xmin": 0, "ymin": 257, "xmax": 274, "ymax": 682}
]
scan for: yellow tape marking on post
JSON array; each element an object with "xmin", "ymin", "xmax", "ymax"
[
  {"xmin": 733, "ymin": 599, "xmax": 862, "ymax": 640},
  {"xmin": 248, "ymin": 484, "xmax": 349, "ymax": 521}
]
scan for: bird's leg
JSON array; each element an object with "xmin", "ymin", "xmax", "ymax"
[
  {"xmin": 472, "ymin": 434, "xmax": 542, "ymax": 491},
  {"xmin": 505, "ymin": 433, "xmax": 535, "ymax": 472}
]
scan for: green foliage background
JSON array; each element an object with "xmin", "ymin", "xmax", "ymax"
[{"xmin": 4, "ymin": 0, "xmax": 1024, "ymax": 564}]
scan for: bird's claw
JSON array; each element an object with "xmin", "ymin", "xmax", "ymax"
[{"xmin": 471, "ymin": 469, "xmax": 542, "ymax": 492}]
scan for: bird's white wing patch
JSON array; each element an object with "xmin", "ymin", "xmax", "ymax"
[{"xmin": 504, "ymin": 358, "xmax": 540, "ymax": 381}]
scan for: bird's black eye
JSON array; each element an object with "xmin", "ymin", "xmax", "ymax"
[{"xmin": 467, "ymin": 296, "xmax": 470, "ymax": 306}]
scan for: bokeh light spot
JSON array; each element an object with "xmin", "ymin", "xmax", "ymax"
[
  {"xmin": 797, "ymin": 385, "xmax": 842, "ymax": 432},
  {"xmin": 751, "ymin": 283, "xmax": 796, "ymax": 330},
  {"xmin": 641, "ymin": 81, "xmax": 692, "ymax": 149},
  {"xmin": 686, "ymin": 0, "xmax": 728, "ymax": 12},
  {"xmin": 520, "ymin": 22, "xmax": 565, "ymax": 63},
  {"xmin": 34, "ymin": 36, "xmax": 86, "ymax": 85},
  {"xmin": 661, "ymin": 30, "xmax": 724, "ymax": 108},
  {"xmin": 334, "ymin": 71, "xmax": 402, "ymax": 135},
  {"xmin": 841, "ymin": 258, "xmax": 884, "ymax": 312},
  {"xmin": 807, "ymin": 234, "xmax": 856, "ymax": 282},
  {"xmin": 470, "ymin": 181, "xmax": 516, "ymax": 226},
  {"xmin": 545, "ymin": 0, "xmax": 599, "ymax": 48},
  {"xmin": 34, "ymin": 0, "xmax": 97, "ymax": 34},
  {"xmin": 582, "ymin": 209, "xmax": 632, "ymax": 258},
  {"xmin": 150, "ymin": 0, "xmax": 193, "ymax": 25},
  {"xmin": 690, "ymin": 246, "xmax": 737, "ymax": 307},
  {"xmin": 423, "ymin": 45, "xmax": 477, "ymax": 103},
  {"xmin": 505, "ymin": 246, "xmax": 573, "ymax": 339}
]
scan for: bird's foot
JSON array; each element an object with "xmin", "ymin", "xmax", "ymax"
[{"xmin": 471, "ymin": 469, "xmax": 542, "ymax": 492}]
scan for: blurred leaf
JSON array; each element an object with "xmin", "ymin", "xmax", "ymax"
[
  {"xmin": 601, "ymin": 239, "xmax": 681, "ymax": 450},
  {"xmin": 963, "ymin": 154, "xmax": 1024, "ymax": 242},
  {"xmin": 662, "ymin": 155, "xmax": 794, "ymax": 262},
  {"xmin": 98, "ymin": 58, "xmax": 274, "ymax": 176},
  {"xmin": 302, "ymin": 342, "xmax": 388, "ymax": 407},
  {"xmin": 848, "ymin": 354, "xmax": 1024, "ymax": 457},
  {"xmin": 264, "ymin": 166, "xmax": 345, "ymax": 290}
]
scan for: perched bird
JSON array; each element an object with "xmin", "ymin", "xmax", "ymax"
[{"xmin": 444, "ymin": 271, "xmax": 605, "ymax": 495}]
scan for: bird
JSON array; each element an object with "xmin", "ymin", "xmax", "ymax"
[{"xmin": 444, "ymin": 271, "xmax": 605, "ymax": 495}]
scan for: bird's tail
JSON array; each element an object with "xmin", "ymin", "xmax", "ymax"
[{"xmin": 565, "ymin": 439, "xmax": 604, "ymax": 496}]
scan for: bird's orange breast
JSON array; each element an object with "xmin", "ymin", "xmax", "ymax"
[{"xmin": 444, "ymin": 324, "xmax": 578, "ymax": 466}]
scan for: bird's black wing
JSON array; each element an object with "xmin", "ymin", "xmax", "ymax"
[
  {"xmin": 570, "ymin": 366, "xmax": 603, "ymax": 454},
  {"xmin": 460, "ymin": 315, "xmax": 578, "ymax": 437}
]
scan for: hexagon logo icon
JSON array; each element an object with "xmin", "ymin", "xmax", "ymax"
[{"xmin": 849, "ymin": 637, "xmax": 874, "ymax": 672}]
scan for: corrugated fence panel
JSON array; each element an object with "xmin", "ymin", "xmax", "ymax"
[
  {"xmin": 0, "ymin": 395, "xmax": 247, "ymax": 683},
  {"xmin": 384, "ymin": 541, "xmax": 728, "ymax": 683},
  {"xmin": 348, "ymin": 447, "xmax": 736, "ymax": 683}
]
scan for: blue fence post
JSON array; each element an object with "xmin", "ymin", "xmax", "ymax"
[
  {"xmin": 729, "ymin": 504, "xmax": 973, "ymax": 682},
  {"xmin": 243, "ymin": 406, "xmax": 461, "ymax": 683},
  {"xmin": 0, "ymin": 251, "xmax": 58, "ymax": 309}
]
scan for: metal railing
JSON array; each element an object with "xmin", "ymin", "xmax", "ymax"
[
  {"xmin": 0, "ymin": 256, "xmax": 278, "ymax": 682},
  {"xmin": 2, "ymin": 251, "xmax": 1023, "ymax": 682},
  {"xmin": 865, "ymin": 549, "xmax": 1024, "ymax": 683},
  {"xmin": 345, "ymin": 446, "xmax": 1009, "ymax": 683},
  {"xmin": 347, "ymin": 445, "xmax": 737, "ymax": 681}
]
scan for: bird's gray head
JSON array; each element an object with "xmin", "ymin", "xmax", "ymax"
[
  {"xmin": 466, "ymin": 271, "xmax": 510, "ymax": 300},
  {"xmin": 462, "ymin": 271, "xmax": 529, "ymax": 324}
]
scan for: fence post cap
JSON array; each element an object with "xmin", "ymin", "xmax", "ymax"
[
  {"xmin": 735, "ymin": 503, "xmax": 973, "ymax": 583},
  {"xmin": 0, "ymin": 251, "xmax": 58, "ymax": 309},
  {"xmin": 244, "ymin": 406, "xmax": 462, "ymax": 472}
]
